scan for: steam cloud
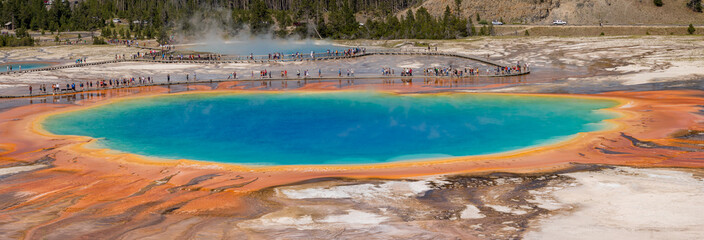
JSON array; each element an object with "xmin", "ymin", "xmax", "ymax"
[{"xmin": 171, "ymin": 8, "xmax": 336, "ymax": 56}]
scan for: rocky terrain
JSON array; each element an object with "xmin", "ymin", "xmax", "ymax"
[{"xmin": 408, "ymin": 0, "xmax": 704, "ymax": 25}]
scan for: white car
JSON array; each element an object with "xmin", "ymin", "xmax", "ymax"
[
  {"xmin": 552, "ymin": 20, "xmax": 567, "ymax": 25},
  {"xmin": 491, "ymin": 21, "xmax": 504, "ymax": 25}
]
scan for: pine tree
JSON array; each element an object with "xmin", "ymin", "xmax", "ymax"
[
  {"xmin": 455, "ymin": 0, "xmax": 462, "ymax": 17},
  {"xmin": 467, "ymin": 18, "xmax": 476, "ymax": 36},
  {"xmin": 100, "ymin": 27, "xmax": 112, "ymax": 37}
]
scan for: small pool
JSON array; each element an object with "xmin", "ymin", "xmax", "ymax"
[
  {"xmin": 43, "ymin": 92, "xmax": 619, "ymax": 165},
  {"xmin": 0, "ymin": 62, "xmax": 53, "ymax": 72}
]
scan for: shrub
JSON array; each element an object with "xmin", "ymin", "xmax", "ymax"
[
  {"xmin": 15, "ymin": 28, "xmax": 28, "ymax": 38},
  {"xmin": 102, "ymin": 28, "xmax": 111, "ymax": 38},
  {"xmin": 92, "ymin": 37, "xmax": 107, "ymax": 45},
  {"xmin": 600, "ymin": 32, "xmax": 605, "ymax": 36},
  {"xmin": 654, "ymin": 0, "xmax": 663, "ymax": 6},
  {"xmin": 687, "ymin": 0, "xmax": 702, "ymax": 12},
  {"xmin": 479, "ymin": 25, "xmax": 487, "ymax": 35},
  {"xmin": 0, "ymin": 35, "xmax": 34, "ymax": 47},
  {"xmin": 688, "ymin": 24, "xmax": 696, "ymax": 34},
  {"xmin": 525, "ymin": 30, "xmax": 530, "ymax": 36}
]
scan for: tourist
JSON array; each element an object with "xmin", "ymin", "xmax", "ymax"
[{"xmin": 29, "ymin": 85, "xmax": 32, "ymax": 95}]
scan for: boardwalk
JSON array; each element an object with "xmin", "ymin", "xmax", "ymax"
[
  {"xmin": 0, "ymin": 72, "xmax": 530, "ymax": 99},
  {"xmin": 0, "ymin": 49, "xmax": 522, "ymax": 75},
  {"xmin": 130, "ymin": 49, "xmax": 508, "ymax": 67}
]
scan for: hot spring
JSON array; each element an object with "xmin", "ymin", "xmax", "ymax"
[
  {"xmin": 1, "ymin": 62, "xmax": 53, "ymax": 72},
  {"xmin": 186, "ymin": 39, "xmax": 346, "ymax": 55},
  {"xmin": 43, "ymin": 92, "xmax": 619, "ymax": 165}
]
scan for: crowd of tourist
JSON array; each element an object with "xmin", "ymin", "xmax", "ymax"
[
  {"xmin": 131, "ymin": 53, "xmax": 223, "ymax": 61},
  {"xmin": 27, "ymin": 76, "xmax": 157, "ymax": 95},
  {"xmin": 381, "ymin": 68, "xmax": 394, "ymax": 76},
  {"xmin": 74, "ymin": 57, "xmax": 88, "ymax": 64},
  {"xmin": 422, "ymin": 65, "xmax": 527, "ymax": 77},
  {"xmin": 495, "ymin": 62, "xmax": 529, "ymax": 75},
  {"xmin": 423, "ymin": 67, "xmax": 477, "ymax": 77},
  {"xmin": 109, "ymin": 47, "xmax": 370, "ymax": 63},
  {"xmin": 400, "ymin": 68, "xmax": 413, "ymax": 76},
  {"xmin": 381, "ymin": 68, "xmax": 413, "ymax": 76},
  {"xmin": 215, "ymin": 48, "xmax": 369, "ymax": 61}
]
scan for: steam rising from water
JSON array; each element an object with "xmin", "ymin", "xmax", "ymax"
[
  {"xmin": 173, "ymin": 8, "xmax": 340, "ymax": 55},
  {"xmin": 187, "ymin": 38, "xmax": 344, "ymax": 55}
]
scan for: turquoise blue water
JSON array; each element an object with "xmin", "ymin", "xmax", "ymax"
[
  {"xmin": 43, "ymin": 92, "xmax": 618, "ymax": 165},
  {"xmin": 189, "ymin": 39, "xmax": 345, "ymax": 55},
  {"xmin": 0, "ymin": 62, "xmax": 51, "ymax": 72}
]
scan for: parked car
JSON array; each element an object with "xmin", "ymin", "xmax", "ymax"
[
  {"xmin": 552, "ymin": 20, "xmax": 567, "ymax": 25},
  {"xmin": 112, "ymin": 18, "xmax": 121, "ymax": 24},
  {"xmin": 491, "ymin": 21, "xmax": 504, "ymax": 25}
]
